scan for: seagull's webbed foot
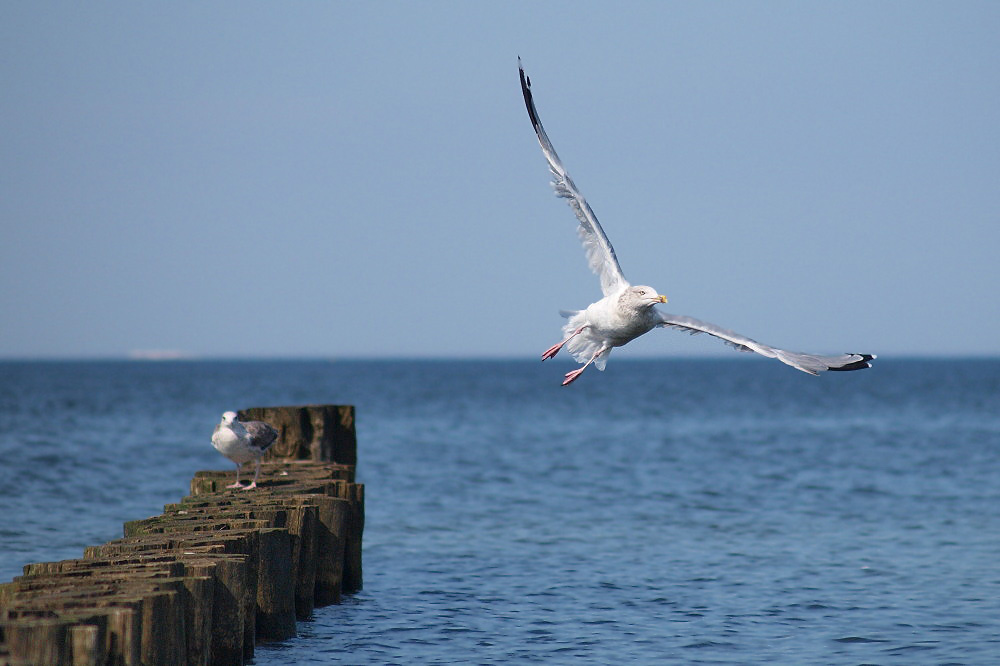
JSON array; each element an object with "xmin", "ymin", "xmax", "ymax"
[
  {"xmin": 542, "ymin": 326, "xmax": 586, "ymax": 361},
  {"xmin": 562, "ymin": 367, "xmax": 587, "ymax": 385},
  {"xmin": 226, "ymin": 465, "xmax": 243, "ymax": 488},
  {"xmin": 541, "ymin": 341, "xmax": 565, "ymax": 361},
  {"xmin": 241, "ymin": 460, "xmax": 262, "ymax": 490},
  {"xmin": 560, "ymin": 345, "xmax": 607, "ymax": 386}
]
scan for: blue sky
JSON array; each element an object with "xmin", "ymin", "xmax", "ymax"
[{"xmin": 2, "ymin": 3, "xmax": 998, "ymax": 359}]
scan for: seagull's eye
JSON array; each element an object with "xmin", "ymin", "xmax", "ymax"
[{"xmin": 638, "ymin": 290, "xmax": 646, "ymax": 295}]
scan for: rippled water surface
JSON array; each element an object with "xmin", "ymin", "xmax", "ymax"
[{"xmin": 1, "ymin": 359, "xmax": 999, "ymax": 664}]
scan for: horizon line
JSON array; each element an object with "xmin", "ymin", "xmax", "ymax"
[{"xmin": 0, "ymin": 353, "xmax": 998, "ymax": 363}]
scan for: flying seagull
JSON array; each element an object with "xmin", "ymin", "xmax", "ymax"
[
  {"xmin": 211, "ymin": 411, "xmax": 279, "ymax": 489},
  {"xmin": 518, "ymin": 59, "xmax": 875, "ymax": 385}
]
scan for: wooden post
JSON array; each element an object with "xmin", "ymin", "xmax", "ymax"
[
  {"xmin": 0, "ymin": 405, "xmax": 363, "ymax": 665},
  {"xmin": 253, "ymin": 528, "xmax": 296, "ymax": 641}
]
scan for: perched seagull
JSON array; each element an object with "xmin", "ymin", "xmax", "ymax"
[
  {"xmin": 518, "ymin": 59, "xmax": 875, "ymax": 385},
  {"xmin": 211, "ymin": 411, "xmax": 279, "ymax": 489}
]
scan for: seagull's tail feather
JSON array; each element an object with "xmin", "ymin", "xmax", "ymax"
[
  {"xmin": 561, "ymin": 310, "xmax": 610, "ymax": 370},
  {"xmin": 565, "ymin": 335, "xmax": 612, "ymax": 370}
]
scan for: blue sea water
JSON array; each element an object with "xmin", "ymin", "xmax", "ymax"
[{"xmin": 1, "ymin": 358, "xmax": 999, "ymax": 664}]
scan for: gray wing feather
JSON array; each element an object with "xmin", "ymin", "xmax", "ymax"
[
  {"xmin": 657, "ymin": 311, "xmax": 876, "ymax": 375},
  {"xmin": 243, "ymin": 421, "xmax": 279, "ymax": 451},
  {"xmin": 519, "ymin": 59, "xmax": 628, "ymax": 297}
]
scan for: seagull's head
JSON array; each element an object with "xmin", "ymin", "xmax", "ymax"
[
  {"xmin": 628, "ymin": 285, "xmax": 668, "ymax": 309},
  {"xmin": 220, "ymin": 411, "xmax": 238, "ymax": 426}
]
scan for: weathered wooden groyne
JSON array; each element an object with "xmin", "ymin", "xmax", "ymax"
[{"xmin": 0, "ymin": 405, "xmax": 363, "ymax": 666}]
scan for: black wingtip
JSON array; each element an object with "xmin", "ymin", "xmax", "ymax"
[
  {"xmin": 829, "ymin": 353, "xmax": 877, "ymax": 372},
  {"xmin": 518, "ymin": 58, "xmax": 541, "ymax": 130}
]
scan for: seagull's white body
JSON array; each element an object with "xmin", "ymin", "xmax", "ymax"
[
  {"xmin": 519, "ymin": 59, "xmax": 875, "ymax": 385},
  {"xmin": 211, "ymin": 411, "xmax": 278, "ymax": 489},
  {"xmin": 551, "ymin": 287, "xmax": 667, "ymax": 383}
]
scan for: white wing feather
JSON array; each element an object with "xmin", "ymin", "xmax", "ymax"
[
  {"xmin": 519, "ymin": 59, "xmax": 628, "ymax": 297},
  {"xmin": 657, "ymin": 311, "xmax": 875, "ymax": 375}
]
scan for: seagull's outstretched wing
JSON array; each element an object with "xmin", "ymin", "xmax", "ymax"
[
  {"xmin": 519, "ymin": 58, "xmax": 628, "ymax": 297},
  {"xmin": 657, "ymin": 311, "xmax": 876, "ymax": 375}
]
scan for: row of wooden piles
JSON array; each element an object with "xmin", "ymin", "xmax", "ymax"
[{"xmin": 0, "ymin": 405, "xmax": 364, "ymax": 666}]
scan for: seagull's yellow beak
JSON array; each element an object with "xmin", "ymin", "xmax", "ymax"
[{"xmin": 657, "ymin": 295, "xmax": 668, "ymax": 303}]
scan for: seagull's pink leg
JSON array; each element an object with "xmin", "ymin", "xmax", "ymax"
[
  {"xmin": 243, "ymin": 459, "xmax": 262, "ymax": 490},
  {"xmin": 542, "ymin": 326, "xmax": 586, "ymax": 361},
  {"xmin": 226, "ymin": 463, "xmax": 244, "ymax": 489},
  {"xmin": 562, "ymin": 345, "xmax": 608, "ymax": 386}
]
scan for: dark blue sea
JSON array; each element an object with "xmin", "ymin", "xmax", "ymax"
[{"xmin": 1, "ymin": 359, "xmax": 998, "ymax": 664}]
